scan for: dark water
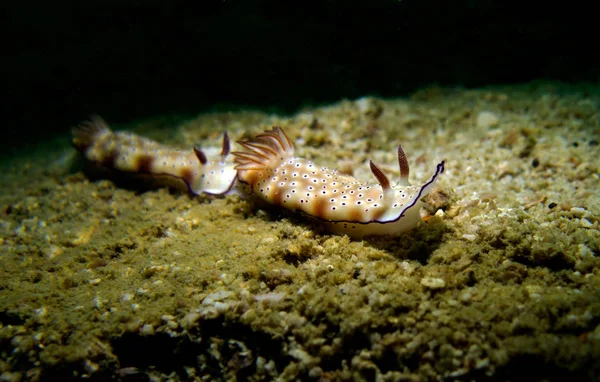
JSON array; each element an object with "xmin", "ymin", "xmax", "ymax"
[{"xmin": 4, "ymin": 0, "xmax": 598, "ymax": 151}]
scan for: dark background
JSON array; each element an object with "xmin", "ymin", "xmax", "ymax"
[{"xmin": 3, "ymin": 0, "xmax": 598, "ymax": 151}]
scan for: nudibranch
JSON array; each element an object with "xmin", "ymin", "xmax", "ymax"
[
  {"xmin": 72, "ymin": 115, "xmax": 237, "ymax": 195},
  {"xmin": 233, "ymin": 127, "xmax": 445, "ymax": 238}
]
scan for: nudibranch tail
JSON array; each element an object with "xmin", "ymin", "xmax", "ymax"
[
  {"xmin": 72, "ymin": 115, "xmax": 237, "ymax": 196},
  {"xmin": 233, "ymin": 127, "xmax": 445, "ymax": 238}
]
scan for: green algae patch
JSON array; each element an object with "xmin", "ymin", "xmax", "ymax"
[{"xmin": 1, "ymin": 83, "xmax": 599, "ymax": 381}]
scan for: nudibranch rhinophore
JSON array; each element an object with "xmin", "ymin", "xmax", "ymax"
[
  {"xmin": 233, "ymin": 127, "xmax": 445, "ymax": 238},
  {"xmin": 71, "ymin": 116, "xmax": 237, "ymax": 195}
]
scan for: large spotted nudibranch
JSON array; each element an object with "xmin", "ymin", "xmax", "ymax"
[
  {"xmin": 71, "ymin": 116, "xmax": 237, "ymax": 195},
  {"xmin": 233, "ymin": 127, "xmax": 445, "ymax": 238}
]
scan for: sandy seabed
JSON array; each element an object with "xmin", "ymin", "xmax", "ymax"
[{"xmin": 1, "ymin": 82, "xmax": 599, "ymax": 381}]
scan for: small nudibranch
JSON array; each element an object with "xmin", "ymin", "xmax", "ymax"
[
  {"xmin": 72, "ymin": 115, "xmax": 237, "ymax": 195},
  {"xmin": 233, "ymin": 127, "xmax": 445, "ymax": 238}
]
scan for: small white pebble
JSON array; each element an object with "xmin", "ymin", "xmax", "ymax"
[
  {"xmin": 475, "ymin": 358, "xmax": 490, "ymax": 369},
  {"xmin": 182, "ymin": 312, "xmax": 201, "ymax": 329},
  {"xmin": 476, "ymin": 111, "xmax": 499, "ymax": 128},
  {"xmin": 205, "ymin": 290, "xmax": 234, "ymax": 302},
  {"xmin": 289, "ymin": 348, "xmax": 312, "ymax": 364},
  {"xmin": 570, "ymin": 207, "xmax": 588, "ymax": 217},
  {"xmin": 297, "ymin": 285, "xmax": 309, "ymax": 295},
  {"xmin": 121, "ymin": 293, "xmax": 134, "ymax": 302},
  {"xmin": 308, "ymin": 366, "xmax": 323, "ymax": 378},
  {"xmin": 254, "ymin": 292, "xmax": 286, "ymax": 304},
  {"xmin": 578, "ymin": 244, "xmax": 594, "ymax": 257},
  {"xmin": 166, "ymin": 320, "xmax": 178, "ymax": 330},
  {"xmin": 140, "ymin": 324, "xmax": 154, "ymax": 335},
  {"xmin": 200, "ymin": 306, "xmax": 219, "ymax": 319},
  {"xmin": 459, "ymin": 290, "xmax": 473, "ymax": 302},
  {"xmin": 261, "ymin": 236, "xmax": 277, "ymax": 244},
  {"xmin": 420, "ymin": 277, "xmax": 446, "ymax": 290},
  {"xmin": 462, "ymin": 234, "xmax": 477, "ymax": 242},
  {"xmin": 398, "ymin": 261, "xmax": 415, "ymax": 275},
  {"xmin": 214, "ymin": 302, "xmax": 230, "ymax": 313}
]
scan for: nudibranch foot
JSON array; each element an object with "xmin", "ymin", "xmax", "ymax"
[
  {"xmin": 233, "ymin": 127, "xmax": 445, "ymax": 238},
  {"xmin": 72, "ymin": 115, "xmax": 237, "ymax": 196}
]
